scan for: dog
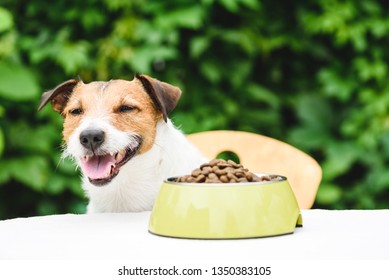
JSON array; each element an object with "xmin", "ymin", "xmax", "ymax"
[{"xmin": 38, "ymin": 74, "xmax": 206, "ymax": 213}]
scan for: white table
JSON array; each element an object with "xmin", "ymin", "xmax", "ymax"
[{"xmin": 0, "ymin": 209, "xmax": 388, "ymax": 260}]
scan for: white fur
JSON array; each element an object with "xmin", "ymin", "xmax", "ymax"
[
  {"xmin": 65, "ymin": 118, "xmax": 206, "ymax": 213},
  {"xmin": 64, "ymin": 117, "xmax": 140, "ymax": 163}
]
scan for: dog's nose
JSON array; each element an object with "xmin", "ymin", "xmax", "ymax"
[{"xmin": 79, "ymin": 130, "xmax": 105, "ymax": 151}]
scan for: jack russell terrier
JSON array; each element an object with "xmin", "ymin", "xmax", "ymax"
[{"xmin": 38, "ymin": 74, "xmax": 206, "ymax": 213}]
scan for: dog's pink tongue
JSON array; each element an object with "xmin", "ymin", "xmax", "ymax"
[{"xmin": 80, "ymin": 155, "xmax": 116, "ymax": 180}]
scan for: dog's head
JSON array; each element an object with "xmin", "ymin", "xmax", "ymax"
[{"xmin": 38, "ymin": 74, "xmax": 181, "ymax": 186}]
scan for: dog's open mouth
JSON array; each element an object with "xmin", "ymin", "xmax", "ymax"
[{"xmin": 80, "ymin": 143, "xmax": 141, "ymax": 186}]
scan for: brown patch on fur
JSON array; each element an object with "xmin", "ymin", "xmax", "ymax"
[
  {"xmin": 62, "ymin": 78, "xmax": 163, "ymax": 154},
  {"xmin": 38, "ymin": 79, "xmax": 80, "ymax": 112},
  {"xmin": 136, "ymin": 74, "xmax": 181, "ymax": 122}
]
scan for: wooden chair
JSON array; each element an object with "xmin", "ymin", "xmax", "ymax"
[{"xmin": 187, "ymin": 130, "xmax": 322, "ymax": 209}]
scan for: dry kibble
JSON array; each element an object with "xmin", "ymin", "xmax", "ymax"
[
  {"xmin": 212, "ymin": 165, "xmax": 220, "ymax": 173},
  {"xmin": 220, "ymin": 175, "xmax": 229, "ymax": 183},
  {"xmin": 195, "ymin": 174, "xmax": 206, "ymax": 183},
  {"xmin": 175, "ymin": 159, "xmax": 282, "ymax": 184},
  {"xmin": 209, "ymin": 159, "xmax": 221, "ymax": 166},
  {"xmin": 214, "ymin": 169, "xmax": 224, "ymax": 176},
  {"xmin": 191, "ymin": 168, "xmax": 202, "ymax": 177},
  {"xmin": 206, "ymin": 178, "xmax": 221, "ymax": 183},
  {"xmin": 216, "ymin": 162, "xmax": 229, "ymax": 169},
  {"xmin": 245, "ymin": 172, "xmax": 253, "ymax": 181},
  {"xmin": 201, "ymin": 166, "xmax": 213, "ymax": 175},
  {"xmin": 227, "ymin": 172, "xmax": 238, "ymax": 181},
  {"xmin": 261, "ymin": 176, "xmax": 271, "ymax": 181}
]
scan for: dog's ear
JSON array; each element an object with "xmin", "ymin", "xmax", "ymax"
[
  {"xmin": 37, "ymin": 79, "xmax": 80, "ymax": 113},
  {"xmin": 135, "ymin": 74, "xmax": 182, "ymax": 122}
]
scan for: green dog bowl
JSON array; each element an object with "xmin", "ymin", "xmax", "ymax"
[{"xmin": 149, "ymin": 175, "xmax": 302, "ymax": 239}]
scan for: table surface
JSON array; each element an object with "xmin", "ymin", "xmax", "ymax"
[{"xmin": 0, "ymin": 209, "xmax": 388, "ymax": 260}]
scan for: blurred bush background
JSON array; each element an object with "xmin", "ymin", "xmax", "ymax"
[{"xmin": 1, "ymin": 0, "xmax": 389, "ymax": 219}]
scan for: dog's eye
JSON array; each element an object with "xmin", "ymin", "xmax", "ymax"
[
  {"xmin": 119, "ymin": 105, "xmax": 136, "ymax": 113},
  {"xmin": 70, "ymin": 108, "xmax": 83, "ymax": 116}
]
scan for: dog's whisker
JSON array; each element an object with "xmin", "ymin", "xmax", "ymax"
[{"xmin": 54, "ymin": 156, "xmax": 64, "ymax": 173}]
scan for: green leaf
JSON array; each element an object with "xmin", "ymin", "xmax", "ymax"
[
  {"xmin": 190, "ymin": 36, "xmax": 210, "ymax": 58},
  {"xmin": 219, "ymin": 0, "xmax": 240, "ymax": 12},
  {"xmin": 288, "ymin": 126, "xmax": 329, "ymax": 150},
  {"xmin": 0, "ymin": 160, "xmax": 11, "ymax": 184},
  {"xmin": 155, "ymin": 6, "xmax": 204, "ymax": 29},
  {"xmin": 369, "ymin": 18, "xmax": 389, "ymax": 38},
  {"xmin": 318, "ymin": 69, "xmax": 356, "ymax": 101},
  {"xmin": 45, "ymin": 174, "xmax": 66, "ymax": 195},
  {"xmin": 229, "ymin": 60, "xmax": 251, "ymax": 87},
  {"xmin": 200, "ymin": 61, "xmax": 222, "ymax": 83},
  {"xmin": 68, "ymin": 177, "xmax": 84, "ymax": 197},
  {"xmin": 9, "ymin": 156, "xmax": 49, "ymax": 191},
  {"xmin": 0, "ymin": 7, "xmax": 13, "ymax": 32},
  {"xmin": 240, "ymin": 0, "xmax": 260, "ymax": 10},
  {"xmin": 103, "ymin": 0, "xmax": 133, "ymax": 10},
  {"xmin": 0, "ymin": 128, "xmax": 4, "ymax": 157},
  {"xmin": 81, "ymin": 8, "xmax": 106, "ymax": 30},
  {"xmin": 68, "ymin": 200, "xmax": 87, "ymax": 214},
  {"xmin": 247, "ymin": 84, "xmax": 280, "ymax": 108},
  {"xmin": 241, "ymin": 109, "xmax": 280, "ymax": 131},
  {"xmin": 37, "ymin": 199, "xmax": 58, "ymax": 216},
  {"xmin": 354, "ymin": 57, "xmax": 388, "ymax": 82},
  {"xmin": 372, "ymin": 171, "xmax": 389, "ymax": 192},
  {"xmin": 316, "ymin": 183, "xmax": 342, "ymax": 205},
  {"xmin": 295, "ymin": 95, "xmax": 333, "ymax": 129},
  {"xmin": 56, "ymin": 42, "xmax": 90, "ymax": 74},
  {"xmin": 0, "ymin": 62, "xmax": 40, "ymax": 101},
  {"xmin": 0, "ymin": 31, "xmax": 16, "ymax": 57},
  {"xmin": 380, "ymin": 132, "xmax": 389, "ymax": 158},
  {"xmin": 223, "ymin": 98, "xmax": 239, "ymax": 116},
  {"xmin": 129, "ymin": 46, "xmax": 177, "ymax": 73},
  {"xmin": 322, "ymin": 142, "xmax": 360, "ymax": 180},
  {"xmin": 9, "ymin": 122, "xmax": 60, "ymax": 154}
]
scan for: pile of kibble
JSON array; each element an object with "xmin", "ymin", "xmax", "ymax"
[{"xmin": 174, "ymin": 159, "xmax": 281, "ymax": 183}]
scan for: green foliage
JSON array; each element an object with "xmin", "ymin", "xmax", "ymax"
[
  {"xmin": 1, "ymin": 0, "xmax": 389, "ymax": 219},
  {"xmin": 0, "ymin": 8, "xmax": 12, "ymax": 34},
  {"xmin": 0, "ymin": 62, "xmax": 40, "ymax": 101}
]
